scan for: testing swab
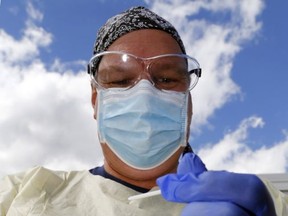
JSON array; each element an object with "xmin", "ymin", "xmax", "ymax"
[{"xmin": 128, "ymin": 189, "xmax": 161, "ymax": 201}]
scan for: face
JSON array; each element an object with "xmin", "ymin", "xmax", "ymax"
[{"xmin": 91, "ymin": 29, "xmax": 193, "ymax": 180}]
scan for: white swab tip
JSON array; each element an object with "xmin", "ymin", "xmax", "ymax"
[{"xmin": 128, "ymin": 190, "xmax": 161, "ymax": 201}]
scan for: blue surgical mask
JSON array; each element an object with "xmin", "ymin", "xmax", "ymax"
[{"xmin": 96, "ymin": 80, "xmax": 189, "ymax": 170}]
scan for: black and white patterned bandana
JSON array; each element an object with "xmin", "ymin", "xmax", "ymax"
[{"xmin": 88, "ymin": 6, "xmax": 186, "ymax": 75}]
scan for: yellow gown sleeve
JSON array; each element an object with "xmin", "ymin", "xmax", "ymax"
[
  {"xmin": 260, "ymin": 177, "xmax": 288, "ymax": 216},
  {"xmin": 0, "ymin": 171, "xmax": 26, "ymax": 215}
]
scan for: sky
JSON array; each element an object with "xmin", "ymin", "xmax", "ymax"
[{"xmin": 0, "ymin": 0, "xmax": 287, "ymax": 178}]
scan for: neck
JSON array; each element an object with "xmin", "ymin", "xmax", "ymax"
[{"xmin": 104, "ymin": 161, "xmax": 168, "ymax": 190}]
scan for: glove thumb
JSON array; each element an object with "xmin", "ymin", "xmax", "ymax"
[{"xmin": 177, "ymin": 152, "xmax": 207, "ymax": 175}]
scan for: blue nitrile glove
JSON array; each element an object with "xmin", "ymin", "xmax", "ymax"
[{"xmin": 157, "ymin": 153, "xmax": 276, "ymax": 216}]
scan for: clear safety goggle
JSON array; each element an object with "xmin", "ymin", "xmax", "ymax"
[{"xmin": 88, "ymin": 51, "xmax": 202, "ymax": 92}]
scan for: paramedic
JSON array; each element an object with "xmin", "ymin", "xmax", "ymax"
[{"xmin": 0, "ymin": 6, "xmax": 286, "ymax": 216}]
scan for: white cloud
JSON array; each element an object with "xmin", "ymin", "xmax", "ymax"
[
  {"xmin": 199, "ymin": 116, "xmax": 288, "ymax": 173},
  {"xmin": 0, "ymin": 2, "xmax": 102, "ymax": 177},
  {"xmin": 0, "ymin": 24, "xmax": 52, "ymax": 64},
  {"xmin": 26, "ymin": 1, "xmax": 43, "ymax": 22}
]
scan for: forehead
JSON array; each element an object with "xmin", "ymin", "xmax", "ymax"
[{"xmin": 106, "ymin": 29, "xmax": 183, "ymax": 58}]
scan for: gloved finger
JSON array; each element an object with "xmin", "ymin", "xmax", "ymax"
[
  {"xmin": 157, "ymin": 173, "xmax": 180, "ymax": 201},
  {"xmin": 157, "ymin": 171, "xmax": 276, "ymax": 216},
  {"xmin": 157, "ymin": 173, "xmax": 196, "ymax": 202},
  {"xmin": 177, "ymin": 152, "xmax": 207, "ymax": 175},
  {"xmin": 181, "ymin": 202, "xmax": 251, "ymax": 216}
]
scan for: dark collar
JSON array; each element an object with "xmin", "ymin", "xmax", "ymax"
[{"xmin": 89, "ymin": 166, "xmax": 150, "ymax": 193}]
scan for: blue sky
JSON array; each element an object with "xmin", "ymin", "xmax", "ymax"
[
  {"xmin": 0, "ymin": 0, "xmax": 287, "ymax": 177},
  {"xmin": 220, "ymin": 0, "xmax": 288, "ymax": 147}
]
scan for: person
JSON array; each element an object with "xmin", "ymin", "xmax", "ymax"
[{"xmin": 0, "ymin": 6, "xmax": 287, "ymax": 216}]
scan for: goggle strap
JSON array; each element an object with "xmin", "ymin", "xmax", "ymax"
[{"xmin": 189, "ymin": 68, "xmax": 202, "ymax": 78}]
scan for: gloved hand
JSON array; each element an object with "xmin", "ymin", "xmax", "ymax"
[{"xmin": 157, "ymin": 153, "xmax": 276, "ymax": 216}]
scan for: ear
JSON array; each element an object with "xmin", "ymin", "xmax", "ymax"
[{"xmin": 91, "ymin": 82, "xmax": 97, "ymax": 119}]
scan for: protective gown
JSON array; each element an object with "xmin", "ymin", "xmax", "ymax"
[{"xmin": 0, "ymin": 166, "xmax": 287, "ymax": 216}]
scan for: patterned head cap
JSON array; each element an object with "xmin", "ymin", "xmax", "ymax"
[{"xmin": 88, "ymin": 6, "xmax": 186, "ymax": 75}]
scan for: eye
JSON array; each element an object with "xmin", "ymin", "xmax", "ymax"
[
  {"xmin": 153, "ymin": 76, "xmax": 178, "ymax": 89},
  {"xmin": 97, "ymin": 65, "xmax": 139, "ymax": 88},
  {"xmin": 108, "ymin": 79, "xmax": 134, "ymax": 87},
  {"xmin": 157, "ymin": 77, "xmax": 177, "ymax": 83},
  {"xmin": 150, "ymin": 67, "xmax": 190, "ymax": 90},
  {"xmin": 98, "ymin": 75, "xmax": 137, "ymax": 88},
  {"xmin": 154, "ymin": 77, "xmax": 179, "ymax": 89}
]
